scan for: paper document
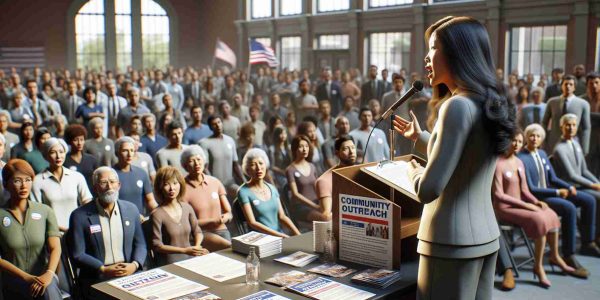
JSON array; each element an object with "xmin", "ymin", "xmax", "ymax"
[
  {"xmin": 174, "ymin": 253, "xmax": 246, "ymax": 282},
  {"xmin": 286, "ymin": 277, "xmax": 375, "ymax": 300},
  {"xmin": 274, "ymin": 251, "xmax": 319, "ymax": 267},
  {"xmin": 236, "ymin": 290, "xmax": 291, "ymax": 300},
  {"xmin": 108, "ymin": 269, "xmax": 208, "ymax": 300},
  {"xmin": 362, "ymin": 160, "xmax": 416, "ymax": 195}
]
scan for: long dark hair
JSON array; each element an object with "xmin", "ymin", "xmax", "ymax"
[{"xmin": 426, "ymin": 16, "xmax": 516, "ymax": 154}]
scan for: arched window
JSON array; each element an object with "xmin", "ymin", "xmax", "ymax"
[
  {"xmin": 72, "ymin": 0, "xmax": 172, "ymax": 70},
  {"xmin": 141, "ymin": 0, "xmax": 169, "ymax": 68},
  {"xmin": 75, "ymin": 0, "xmax": 106, "ymax": 70}
]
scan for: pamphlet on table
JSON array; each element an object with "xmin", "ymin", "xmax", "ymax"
[
  {"xmin": 351, "ymin": 268, "xmax": 402, "ymax": 288},
  {"xmin": 274, "ymin": 251, "xmax": 319, "ymax": 267},
  {"xmin": 265, "ymin": 270, "xmax": 317, "ymax": 287},
  {"xmin": 174, "ymin": 253, "xmax": 246, "ymax": 282},
  {"xmin": 236, "ymin": 290, "xmax": 292, "ymax": 300},
  {"xmin": 286, "ymin": 277, "xmax": 375, "ymax": 300},
  {"xmin": 307, "ymin": 263, "xmax": 356, "ymax": 278},
  {"xmin": 170, "ymin": 291, "xmax": 222, "ymax": 300},
  {"xmin": 108, "ymin": 269, "xmax": 208, "ymax": 300},
  {"xmin": 232, "ymin": 231, "xmax": 283, "ymax": 258}
]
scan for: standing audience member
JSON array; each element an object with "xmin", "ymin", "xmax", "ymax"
[
  {"xmin": 10, "ymin": 121, "xmax": 35, "ymax": 159},
  {"xmin": 361, "ymin": 65, "xmax": 384, "ymax": 106},
  {"xmin": 181, "ymin": 146, "xmax": 233, "ymax": 251},
  {"xmin": 268, "ymin": 126, "xmax": 291, "ymax": 190},
  {"xmin": 182, "ymin": 105, "xmax": 212, "ymax": 144},
  {"xmin": 542, "ymin": 75, "xmax": 591, "ymax": 154},
  {"xmin": 139, "ymin": 113, "xmax": 168, "ymax": 162},
  {"xmin": 114, "ymin": 137, "xmax": 157, "ymax": 216},
  {"xmin": 317, "ymin": 100, "xmax": 336, "ymax": 142},
  {"xmin": 129, "ymin": 132, "xmax": 157, "ymax": 183},
  {"xmin": 231, "ymin": 93, "xmax": 250, "ymax": 123},
  {"xmin": 315, "ymin": 70, "xmax": 343, "ymax": 116},
  {"xmin": 76, "ymin": 86, "xmax": 105, "ymax": 129},
  {"xmin": 518, "ymin": 87, "xmax": 546, "ymax": 129},
  {"xmin": 573, "ymin": 64, "xmax": 587, "ymax": 96},
  {"xmin": 156, "ymin": 121, "xmax": 188, "ymax": 175},
  {"xmin": 249, "ymin": 105, "xmax": 266, "ymax": 147},
  {"xmin": 0, "ymin": 159, "xmax": 62, "ymax": 299},
  {"xmin": 0, "ymin": 111, "xmax": 19, "ymax": 161},
  {"xmin": 545, "ymin": 69, "xmax": 565, "ymax": 101},
  {"xmin": 219, "ymin": 100, "xmax": 241, "ymax": 141},
  {"xmin": 338, "ymin": 96, "xmax": 360, "ymax": 130},
  {"xmin": 64, "ymin": 124, "xmax": 99, "ymax": 191},
  {"xmin": 238, "ymin": 149, "xmax": 301, "ymax": 238},
  {"xmin": 350, "ymin": 107, "xmax": 390, "ymax": 163},
  {"xmin": 151, "ymin": 166, "xmax": 208, "ymax": 266},
  {"xmin": 581, "ymin": 72, "xmax": 600, "ymax": 177},
  {"xmin": 116, "ymin": 89, "xmax": 151, "ymax": 137},
  {"xmin": 316, "ymin": 136, "xmax": 356, "ymax": 221},
  {"xmin": 20, "ymin": 127, "xmax": 51, "ymax": 174},
  {"xmin": 104, "ymin": 82, "xmax": 128, "ymax": 138},
  {"xmin": 32, "ymin": 138, "xmax": 92, "ymax": 232},
  {"xmin": 68, "ymin": 167, "xmax": 146, "ymax": 297},
  {"xmin": 60, "ymin": 81, "xmax": 84, "ymax": 123},
  {"xmin": 85, "ymin": 117, "xmax": 117, "ymax": 167}
]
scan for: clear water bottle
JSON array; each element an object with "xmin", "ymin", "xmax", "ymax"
[
  {"xmin": 323, "ymin": 229, "xmax": 337, "ymax": 263},
  {"xmin": 246, "ymin": 246, "xmax": 260, "ymax": 285}
]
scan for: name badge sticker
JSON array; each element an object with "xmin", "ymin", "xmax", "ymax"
[
  {"xmin": 105, "ymin": 145, "xmax": 111, "ymax": 152},
  {"xmin": 125, "ymin": 220, "xmax": 130, "ymax": 227},
  {"xmin": 211, "ymin": 192, "xmax": 219, "ymax": 199},
  {"xmin": 31, "ymin": 213, "xmax": 42, "ymax": 220},
  {"xmin": 294, "ymin": 171, "xmax": 301, "ymax": 178},
  {"xmin": 3, "ymin": 217, "xmax": 10, "ymax": 227},
  {"xmin": 252, "ymin": 199, "xmax": 261, "ymax": 206},
  {"xmin": 90, "ymin": 224, "xmax": 102, "ymax": 234},
  {"xmin": 505, "ymin": 171, "xmax": 513, "ymax": 178},
  {"xmin": 136, "ymin": 180, "xmax": 144, "ymax": 188}
]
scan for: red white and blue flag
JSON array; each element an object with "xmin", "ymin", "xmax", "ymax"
[
  {"xmin": 214, "ymin": 39, "xmax": 237, "ymax": 68},
  {"xmin": 249, "ymin": 39, "xmax": 278, "ymax": 67}
]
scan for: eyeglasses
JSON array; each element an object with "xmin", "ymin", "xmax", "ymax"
[
  {"xmin": 11, "ymin": 178, "xmax": 33, "ymax": 186},
  {"xmin": 97, "ymin": 179, "xmax": 120, "ymax": 188}
]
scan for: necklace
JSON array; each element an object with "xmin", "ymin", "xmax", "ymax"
[{"xmin": 250, "ymin": 184, "xmax": 270, "ymax": 200}]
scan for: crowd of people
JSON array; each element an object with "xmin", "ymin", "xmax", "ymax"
[{"xmin": 0, "ymin": 61, "xmax": 598, "ymax": 298}]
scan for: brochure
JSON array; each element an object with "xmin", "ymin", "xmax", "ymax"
[
  {"xmin": 274, "ymin": 251, "xmax": 319, "ymax": 267},
  {"xmin": 265, "ymin": 270, "xmax": 317, "ymax": 287},
  {"xmin": 236, "ymin": 290, "xmax": 291, "ymax": 300},
  {"xmin": 307, "ymin": 263, "xmax": 356, "ymax": 278},
  {"xmin": 170, "ymin": 291, "xmax": 222, "ymax": 300},
  {"xmin": 351, "ymin": 268, "xmax": 402, "ymax": 288},
  {"xmin": 174, "ymin": 253, "xmax": 246, "ymax": 282},
  {"xmin": 108, "ymin": 269, "xmax": 208, "ymax": 300},
  {"xmin": 286, "ymin": 277, "xmax": 374, "ymax": 300}
]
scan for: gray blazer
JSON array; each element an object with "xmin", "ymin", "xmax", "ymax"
[
  {"xmin": 542, "ymin": 95, "xmax": 591, "ymax": 154},
  {"xmin": 552, "ymin": 139, "xmax": 600, "ymax": 189},
  {"xmin": 412, "ymin": 95, "xmax": 499, "ymax": 258}
]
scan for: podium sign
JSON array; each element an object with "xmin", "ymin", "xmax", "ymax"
[{"xmin": 338, "ymin": 194, "xmax": 395, "ymax": 269}]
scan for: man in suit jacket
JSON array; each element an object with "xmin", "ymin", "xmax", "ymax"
[
  {"xmin": 382, "ymin": 74, "xmax": 413, "ymax": 155},
  {"xmin": 184, "ymin": 72, "xmax": 203, "ymax": 105},
  {"xmin": 315, "ymin": 69, "xmax": 343, "ymax": 116},
  {"xmin": 518, "ymin": 87, "xmax": 546, "ymax": 130},
  {"xmin": 68, "ymin": 166, "xmax": 146, "ymax": 295},
  {"xmin": 518, "ymin": 124, "xmax": 599, "ymax": 275},
  {"xmin": 544, "ymin": 68, "xmax": 564, "ymax": 102},
  {"xmin": 381, "ymin": 69, "xmax": 392, "ymax": 94},
  {"xmin": 101, "ymin": 82, "xmax": 128, "ymax": 138},
  {"xmin": 542, "ymin": 75, "xmax": 591, "ymax": 154},
  {"xmin": 360, "ymin": 65, "xmax": 384, "ymax": 106},
  {"xmin": 553, "ymin": 114, "xmax": 600, "ymax": 244}
]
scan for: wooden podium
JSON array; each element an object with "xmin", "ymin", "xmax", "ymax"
[{"xmin": 332, "ymin": 154, "xmax": 425, "ymax": 270}]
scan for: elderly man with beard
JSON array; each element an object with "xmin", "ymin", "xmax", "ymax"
[
  {"xmin": 315, "ymin": 135, "xmax": 357, "ymax": 220},
  {"xmin": 67, "ymin": 166, "xmax": 146, "ymax": 297}
]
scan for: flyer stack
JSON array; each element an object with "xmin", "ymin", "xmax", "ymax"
[
  {"xmin": 351, "ymin": 268, "xmax": 402, "ymax": 289},
  {"xmin": 232, "ymin": 231, "xmax": 283, "ymax": 258}
]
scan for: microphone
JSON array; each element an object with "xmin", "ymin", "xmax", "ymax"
[{"xmin": 380, "ymin": 80, "xmax": 423, "ymax": 120}]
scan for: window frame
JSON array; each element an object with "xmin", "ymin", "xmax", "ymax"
[
  {"xmin": 367, "ymin": 0, "xmax": 413, "ymax": 9},
  {"xmin": 507, "ymin": 24, "xmax": 567, "ymax": 77},
  {"xmin": 316, "ymin": 0, "xmax": 350, "ymax": 13},
  {"xmin": 279, "ymin": 0, "xmax": 303, "ymax": 16},
  {"xmin": 367, "ymin": 31, "xmax": 412, "ymax": 75},
  {"xmin": 279, "ymin": 36, "xmax": 302, "ymax": 71}
]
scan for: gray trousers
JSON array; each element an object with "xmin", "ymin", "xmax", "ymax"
[{"xmin": 417, "ymin": 251, "xmax": 498, "ymax": 300}]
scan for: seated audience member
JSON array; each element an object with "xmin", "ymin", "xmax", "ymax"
[
  {"xmin": 493, "ymin": 132, "xmax": 575, "ymax": 288},
  {"xmin": 238, "ymin": 148, "xmax": 300, "ymax": 238},
  {"xmin": 19, "ymin": 127, "xmax": 51, "ymax": 174},
  {"xmin": 68, "ymin": 167, "xmax": 146, "ymax": 295},
  {"xmin": 286, "ymin": 135, "xmax": 328, "ymax": 224},
  {"xmin": 553, "ymin": 114, "xmax": 600, "ymax": 241},
  {"xmin": 297, "ymin": 120, "xmax": 325, "ymax": 176},
  {"xmin": 0, "ymin": 159, "xmax": 62, "ymax": 299},
  {"xmin": 0, "ymin": 110, "xmax": 19, "ymax": 161},
  {"xmin": 316, "ymin": 136, "xmax": 357, "ymax": 221},
  {"xmin": 518, "ymin": 126, "xmax": 598, "ymax": 277},
  {"xmin": 64, "ymin": 124, "xmax": 99, "ymax": 191},
  {"xmin": 322, "ymin": 116, "xmax": 351, "ymax": 169},
  {"xmin": 156, "ymin": 121, "xmax": 188, "ymax": 175},
  {"xmin": 76, "ymin": 86, "xmax": 105, "ymax": 129},
  {"xmin": 181, "ymin": 145, "xmax": 232, "ymax": 251},
  {"xmin": 350, "ymin": 107, "xmax": 390, "ymax": 163},
  {"xmin": 139, "ymin": 113, "xmax": 168, "ymax": 163},
  {"xmin": 518, "ymin": 87, "xmax": 546, "ymax": 129},
  {"xmin": 32, "ymin": 138, "xmax": 92, "ymax": 232},
  {"xmin": 268, "ymin": 126, "xmax": 292, "ymax": 190},
  {"xmin": 85, "ymin": 117, "xmax": 117, "ymax": 166},
  {"xmin": 11, "ymin": 121, "xmax": 35, "ymax": 160},
  {"xmin": 151, "ymin": 166, "xmax": 208, "ymax": 266},
  {"xmin": 114, "ymin": 136, "xmax": 157, "ymax": 216},
  {"xmin": 182, "ymin": 105, "xmax": 212, "ymax": 145},
  {"xmin": 200, "ymin": 116, "xmax": 244, "ymax": 196},
  {"xmin": 129, "ymin": 132, "xmax": 157, "ymax": 183}
]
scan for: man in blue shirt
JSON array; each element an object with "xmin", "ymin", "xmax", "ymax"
[
  {"xmin": 139, "ymin": 113, "xmax": 167, "ymax": 164},
  {"xmin": 183, "ymin": 105, "xmax": 212, "ymax": 145}
]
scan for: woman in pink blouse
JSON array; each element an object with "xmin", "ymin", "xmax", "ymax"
[{"xmin": 493, "ymin": 131, "xmax": 574, "ymax": 288}]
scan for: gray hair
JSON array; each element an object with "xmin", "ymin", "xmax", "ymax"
[
  {"xmin": 241, "ymin": 148, "xmax": 270, "ymax": 176},
  {"xmin": 524, "ymin": 123, "xmax": 546, "ymax": 142},
  {"xmin": 41, "ymin": 137, "xmax": 68, "ymax": 160},
  {"xmin": 0, "ymin": 110, "xmax": 12, "ymax": 122},
  {"xmin": 92, "ymin": 166, "xmax": 119, "ymax": 187},
  {"xmin": 114, "ymin": 136, "xmax": 136, "ymax": 155},
  {"xmin": 180, "ymin": 145, "xmax": 206, "ymax": 167},
  {"xmin": 54, "ymin": 114, "xmax": 68, "ymax": 126},
  {"xmin": 560, "ymin": 113, "xmax": 578, "ymax": 126},
  {"xmin": 530, "ymin": 86, "xmax": 545, "ymax": 99},
  {"xmin": 88, "ymin": 117, "xmax": 104, "ymax": 131}
]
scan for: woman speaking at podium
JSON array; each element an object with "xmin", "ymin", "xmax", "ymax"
[{"xmin": 394, "ymin": 16, "xmax": 516, "ymax": 299}]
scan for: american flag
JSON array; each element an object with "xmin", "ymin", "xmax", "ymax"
[
  {"xmin": 0, "ymin": 47, "xmax": 45, "ymax": 72},
  {"xmin": 249, "ymin": 39, "xmax": 278, "ymax": 67},
  {"xmin": 214, "ymin": 39, "xmax": 237, "ymax": 68}
]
